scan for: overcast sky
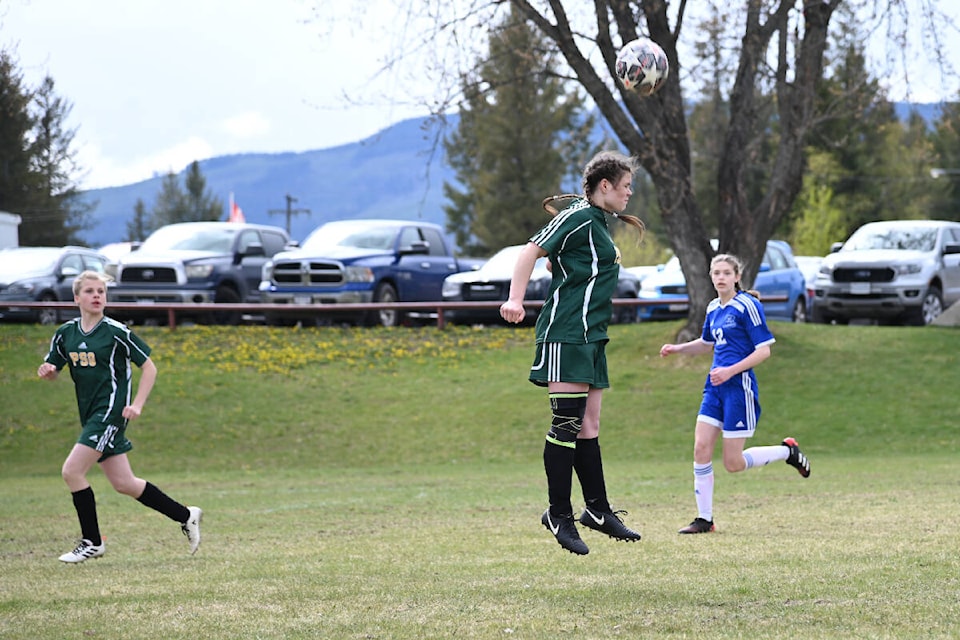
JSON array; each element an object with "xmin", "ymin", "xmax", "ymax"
[
  {"xmin": 1, "ymin": 0, "xmax": 427, "ymax": 190},
  {"xmin": 3, "ymin": 0, "xmax": 958, "ymax": 192}
]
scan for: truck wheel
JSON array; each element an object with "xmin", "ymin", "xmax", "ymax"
[
  {"xmin": 371, "ymin": 282, "xmax": 400, "ymax": 327},
  {"xmin": 905, "ymin": 285, "xmax": 943, "ymax": 326},
  {"xmin": 612, "ymin": 296, "xmax": 637, "ymax": 324},
  {"xmin": 37, "ymin": 293, "xmax": 59, "ymax": 325},
  {"xmin": 209, "ymin": 285, "xmax": 242, "ymax": 325},
  {"xmin": 811, "ymin": 305, "xmax": 833, "ymax": 324}
]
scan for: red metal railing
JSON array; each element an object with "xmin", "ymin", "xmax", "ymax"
[{"xmin": 0, "ymin": 297, "xmax": 786, "ymax": 330}]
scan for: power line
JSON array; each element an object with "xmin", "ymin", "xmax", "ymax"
[{"xmin": 267, "ymin": 194, "xmax": 310, "ymax": 235}]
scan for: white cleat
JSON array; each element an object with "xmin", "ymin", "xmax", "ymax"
[
  {"xmin": 181, "ymin": 506, "xmax": 203, "ymax": 555},
  {"xmin": 59, "ymin": 539, "xmax": 105, "ymax": 563}
]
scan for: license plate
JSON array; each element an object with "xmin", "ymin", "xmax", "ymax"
[
  {"xmin": 136, "ymin": 299, "xmax": 156, "ymax": 304},
  {"xmin": 668, "ymin": 303, "xmax": 689, "ymax": 312},
  {"xmin": 849, "ymin": 282, "xmax": 870, "ymax": 295},
  {"xmin": 294, "ymin": 295, "xmax": 312, "ymax": 305}
]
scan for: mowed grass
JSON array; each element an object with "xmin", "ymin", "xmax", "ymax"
[{"xmin": 1, "ymin": 321, "xmax": 958, "ymax": 639}]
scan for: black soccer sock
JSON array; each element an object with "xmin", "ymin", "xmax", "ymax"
[
  {"xmin": 543, "ymin": 392, "xmax": 586, "ymax": 517},
  {"xmin": 574, "ymin": 437, "xmax": 611, "ymax": 513},
  {"xmin": 544, "ymin": 440, "xmax": 576, "ymax": 517},
  {"xmin": 71, "ymin": 487, "xmax": 101, "ymax": 546},
  {"xmin": 136, "ymin": 482, "xmax": 191, "ymax": 523}
]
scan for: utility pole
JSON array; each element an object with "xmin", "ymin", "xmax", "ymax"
[{"xmin": 268, "ymin": 194, "xmax": 311, "ymax": 236}]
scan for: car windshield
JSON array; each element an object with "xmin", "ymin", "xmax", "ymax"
[
  {"xmin": 140, "ymin": 225, "xmax": 238, "ymax": 253},
  {"xmin": 843, "ymin": 225, "xmax": 937, "ymax": 252},
  {"xmin": 301, "ymin": 223, "xmax": 400, "ymax": 251},
  {"xmin": 0, "ymin": 248, "xmax": 59, "ymax": 278}
]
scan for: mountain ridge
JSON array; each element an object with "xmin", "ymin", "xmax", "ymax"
[{"xmin": 78, "ymin": 102, "xmax": 946, "ymax": 248}]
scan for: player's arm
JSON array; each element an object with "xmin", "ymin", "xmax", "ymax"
[
  {"xmin": 37, "ymin": 362, "xmax": 60, "ymax": 380},
  {"xmin": 123, "ymin": 357, "xmax": 157, "ymax": 420},
  {"xmin": 708, "ymin": 344, "xmax": 771, "ymax": 386},
  {"xmin": 660, "ymin": 338, "xmax": 714, "ymax": 358},
  {"xmin": 500, "ymin": 242, "xmax": 547, "ymax": 324}
]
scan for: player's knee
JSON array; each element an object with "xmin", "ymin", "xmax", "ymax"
[{"xmin": 547, "ymin": 392, "xmax": 587, "ymax": 444}]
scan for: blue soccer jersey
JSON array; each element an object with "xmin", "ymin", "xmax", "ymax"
[
  {"xmin": 697, "ymin": 292, "xmax": 775, "ymax": 436},
  {"xmin": 701, "ymin": 292, "xmax": 775, "ymax": 369}
]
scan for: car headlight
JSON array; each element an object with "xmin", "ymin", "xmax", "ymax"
[
  {"xmin": 261, "ymin": 261, "xmax": 274, "ymax": 282},
  {"xmin": 185, "ymin": 264, "xmax": 214, "ymax": 279},
  {"xmin": 5, "ymin": 282, "xmax": 36, "ymax": 295},
  {"xmin": 442, "ymin": 279, "xmax": 462, "ymax": 298},
  {"xmin": 343, "ymin": 266, "xmax": 375, "ymax": 283},
  {"xmin": 893, "ymin": 263, "xmax": 922, "ymax": 276}
]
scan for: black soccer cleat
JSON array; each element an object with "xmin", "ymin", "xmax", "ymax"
[
  {"xmin": 578, "ymin": 506, "xmax": 642, "ymax": 542},
  {"xmin": 541, "ymin": 510, "xmax": 589, "ymax": 555},
  {"xmin": 782, "ymin": 437, "xmax": 811, "ymax": 478},
  {"xmin": 678, "ymin": 517, "xmax": 716, "ymax": 534}
]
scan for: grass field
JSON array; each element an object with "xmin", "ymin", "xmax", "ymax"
[{"xmin": 1, "ymin": 321, "xmax": 958, "ymax": 639}]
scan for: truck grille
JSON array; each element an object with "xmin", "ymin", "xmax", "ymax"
[
  {"xmin": 832, "ymin": 267, "xmax": 895, "ymax": 283},
  {"xmin": 120, "ymin": 267, "xmax": 178, "ymax": 283},
  {"xmin": 272, "ymin": 261, "xmax": 344, "ymax": 286}
]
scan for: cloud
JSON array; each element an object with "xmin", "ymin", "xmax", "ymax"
[
  {"xmin": 221, "ymin": 112, "xmax": 272, "ymax": 140},
  {"xmin": 78, "ymin": 136, "xmax": 215, "ymax": 190}
]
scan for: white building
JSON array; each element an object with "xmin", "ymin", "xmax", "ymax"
[{"xmin": 0, "ymin": 211, "xmax": 22, "ymax": 248}]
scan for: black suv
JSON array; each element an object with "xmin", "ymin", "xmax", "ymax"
[{"xmin": 109, "ymin": 222, "xmax": 292, "ymax": 324}]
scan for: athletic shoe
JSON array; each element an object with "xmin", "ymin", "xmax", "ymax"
[
  {"xmin": 578, "ymin": 506, "xmax": 642, "ymax": 541},
  {"xmin": 678, "ymin": 517, "xmax": 716, "ymax": 534},
  {"xmin": 181, "ymin": 506, "xmax": 203, "ymax": 555},
  {"xmin": 541, "ymin": 510, "xmax": 589, "ymax": 555},
  {"xmin": 782, "ymin": 437, "xmax": 811, "ymax": 478},
  {"xmin": 59, "ymin": 539, "xmax": 105, "ymax": 563}
]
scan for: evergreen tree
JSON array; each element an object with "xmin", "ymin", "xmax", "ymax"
[
  {"xmin": 927, "ymin": 99, "xmax": 960, "ymax": 221},
  {"xmin": 442, "ymin": 6, "xmax": 596, "ymax": 255},
  {"xmin": 127, "ymin": 198, "xmax": 150, "ymax": 241},
  {"xmin": 183, "ymin": 160, "xmax": 224, "ymax": 222},
  {"xmin": 149, "ymin": 162, "xmax": 223, "ymax": 230},
  {"xmin": 0, "ymin": 50, "xmax": 38, "ymax": 230},
  {"xmin": 26, "ymin": 75, "xmax": 92, "ymax": 245}
]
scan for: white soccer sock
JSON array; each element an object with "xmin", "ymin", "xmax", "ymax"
[
  {"xmin": 694, "ymin": 462, "xmax": 714, "ymax": 521},
  {"xmin": 742, "ymin": 444, "xmax": 789, "ymax": 469}
]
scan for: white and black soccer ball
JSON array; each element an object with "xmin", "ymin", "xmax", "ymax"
[{"xmin": 614, "ymin": 38, "xmax": 669, "ymax": 96}]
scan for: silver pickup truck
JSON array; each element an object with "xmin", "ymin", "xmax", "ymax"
[{"xmin": 812, "ymin": 220, "xmax": 960, "ymax": 325}]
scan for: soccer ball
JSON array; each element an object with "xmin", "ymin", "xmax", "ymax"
[{"xmin": 614, "ymin": 38, "xmax": 669, "ymax": 96}]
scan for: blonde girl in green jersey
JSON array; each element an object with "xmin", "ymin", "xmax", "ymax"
[
  {"xmin": 38, "ymin": 270, "xmax": 202, "ymax": 563},
  {"xmin": 500, "ymin": 151, "xmax": 645, "ymax": 555}
]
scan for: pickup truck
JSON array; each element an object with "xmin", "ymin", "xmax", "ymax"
[
  {"xmin": 812, "ymin": 219, "xmax": 960, "ymax": 325},
  {"xmin": 259, "ymin": 219, "xmax": 478, "ymax": 326},
  {"xmin": 108, "ymin": 221, "xmax": 292, "ymax": 324}
]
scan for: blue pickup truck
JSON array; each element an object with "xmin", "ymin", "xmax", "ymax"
[{"xmin": 259, "ymin": 219, "xmax": 479, "ymax": 326}]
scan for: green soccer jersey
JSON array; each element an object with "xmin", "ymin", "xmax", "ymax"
[
  {"xmin": 45, "ymin": 316, "xmax": 152, "ymax": 427},
  {"xmin": 529, "ymin": 198, "xmax": 619, "ymax": 345}
]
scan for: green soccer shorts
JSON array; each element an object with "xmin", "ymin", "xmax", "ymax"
[{"xmin": 529, "ymin": 340, "xmax": 610, "ymax": 388}]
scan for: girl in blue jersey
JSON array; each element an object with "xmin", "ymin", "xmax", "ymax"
[
  {"xmin": 500, "ymin": 151, "xmax": 645, "ymax": 555},
  {"xmin": 660, "ymin": 254, "xmax": 810, "ymax": 534},
  {"xmin": 38, "ymin": 271, "xmax": 202, "ymax": 562}
]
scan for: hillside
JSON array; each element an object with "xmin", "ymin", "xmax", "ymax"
[
  {"xmin": 79, "ymin": 115, "xmax": 462, "ymax": 246},
  {"xmin": 77, "ymin": 102, "xmax": 946, "ymax": 248}
]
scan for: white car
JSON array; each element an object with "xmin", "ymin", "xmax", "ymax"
[{"xmin": 812, "ymin": 220, "xmax": 960, "ymax": 325}]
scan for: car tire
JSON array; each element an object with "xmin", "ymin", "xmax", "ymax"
[
  {"xmin": 904, "ymin": 285, "xmax": 943, "ymax": 326},
  {"xmin": 37, "ymin": 293, "xmax": 59, "ymax": 326},
  {"xmin": 371, "ymin": 282, "xmax": 400, "ymax": 327},
  {"xmin": 791, "ymin": 297, "xmax": 807, "ymax": 323},
  {"xmin": 208, "ymin": 285, "xmax": 242, "ymax": 325},
  {"xmin": 612, "ymin": 296, "xmax": 637, "ymax": 324},
  {"xmin": 811, "ymin": 305, "xmax": 835, "ymax": 325}
]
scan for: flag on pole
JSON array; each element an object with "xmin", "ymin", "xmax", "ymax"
[{"xmin": 228, "ymin": 192, "xmax": 245, "ymax": 223}]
